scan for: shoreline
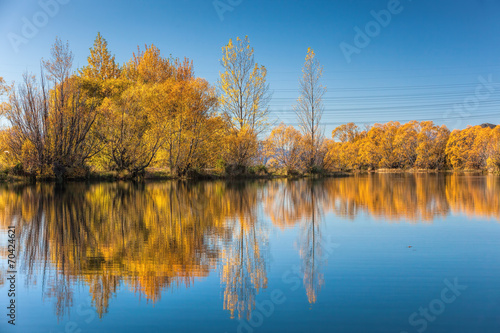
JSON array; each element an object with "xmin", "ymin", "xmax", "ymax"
[
  {"xmin": 0, "ymin": 170, "xmax": 352, "ymax": 184},
  {"xmin": 0, "ymin": 168, "xmax": 496, "ymax": 184}
]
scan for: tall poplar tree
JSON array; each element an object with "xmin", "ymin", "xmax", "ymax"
[{"xmin": 294, "ymin": 48, "xmax": 326, "ymax": 171}]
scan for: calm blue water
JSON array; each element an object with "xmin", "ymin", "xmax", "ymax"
[{"xmin": 1, "ymin": 174, "xmax": 499, "ymax": 332}]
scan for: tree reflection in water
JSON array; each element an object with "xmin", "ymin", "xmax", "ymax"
[{"xmin": 0, "ymin": 174, "xmax": 499, "ymax": 319}]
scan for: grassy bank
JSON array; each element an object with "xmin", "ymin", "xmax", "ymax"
[
  {"xmin": 348, "ymin": 168, "xmax": 496, "ymax": 175},
  {"xmin": 0, "ymin": 166, "xmax": 351, "ymax": 183},
  {"xmin": 2, "ymin": 164, "xmax": 497, "ymax": 184}
]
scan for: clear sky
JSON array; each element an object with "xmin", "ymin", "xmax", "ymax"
[{"xmin": 1, "ymin": 0, "xmax": 499, "ymax": 134}]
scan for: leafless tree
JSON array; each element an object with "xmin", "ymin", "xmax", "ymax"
[
  {"xmin": 294, "ymin": 48, "xmax": 326, "ymax": 171},
  {"xmin": 4, "ymin": 38, "xmax": 99, "ymax": 178}
]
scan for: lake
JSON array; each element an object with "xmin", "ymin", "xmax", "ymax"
[{"xmin": 1, "ymin": 174, "xmax": 499, "ymax": 332}]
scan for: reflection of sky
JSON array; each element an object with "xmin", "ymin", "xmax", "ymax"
[{"xmin": 2, "ymin": 209, "xmax": 500, "ymax": 333}]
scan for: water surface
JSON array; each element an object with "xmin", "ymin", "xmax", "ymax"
[{"xmin": 1, "ymin": 174, "xmax": 499, "ymax": 332}]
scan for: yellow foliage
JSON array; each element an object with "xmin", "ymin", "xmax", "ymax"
[
  {"xmin": 326, "ymin": 121, "xmax": 495, "ymax": 172},
  {"xmin": 122, "ymin": 44, "xmax": 176, "ymax": 84},
  {"xmin": 223, "ymin": 126, "xmax": 258, "ymax": 170},
  {"xmin": 415, "ymin": 121, "xmax": 450, "ymax": 169},
  {"xmin": 79, "ymin": 33, "xmax": 120, "ymax": 80},
  {"xmin": 219, "ymin": 36, "xmax": 270, "ymax": 134},
  {"xmin": 264, "ymin": 123, "xmax": 304, "ymax": 173},
  {"xmin": 0, "ymin": 129, "xmax": 17, "ymax": 168},
  {"xmin": 20, "ymin": 140, "xmax": 38, "ymax": 174},
  {"xmin": 445, "ymin": 125, "xmax": 495, "ymax": 170}
]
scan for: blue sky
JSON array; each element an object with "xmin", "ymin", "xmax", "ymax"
[{"xmin": 1, "ymin": 0, "xmax": 500, "ymax": 133}]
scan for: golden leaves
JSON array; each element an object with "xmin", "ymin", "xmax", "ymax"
[
  {"xmin": 445, "ymin": 125, "xmax": 499, "ymax": 170},
  {"xmin": 79, "ymin": 33, "xmax": 120, "ymax": 80},
  {"xmin": 324, "ymin": 121, "xmax": 500, "ymax": 172},
  {"xmin": 218, "ymin": 36, "xmax": 271, "ymax": 137}
]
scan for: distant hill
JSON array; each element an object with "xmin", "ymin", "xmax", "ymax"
[{"xmin": 480, "ymin": 123, "xmax": 497, "ymax": 129}]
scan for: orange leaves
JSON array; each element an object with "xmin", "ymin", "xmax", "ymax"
[
  {"xmin": 91, "ymin": 40, "xmax": 221, "ymax": 175},
  {"xmin": 415, "ymin": 122, "xmax": 449, "ymax": 170},
  {"xmin": 486, "ymin": 127, "xmax": 500, "ymax": 171},
  {"xmin": 332, "ymin": 122, "xmax": 362, "ymax": 143},
  {"xmin": 445, "ymin": 125, "xmax": 497, "ymax": 170},
  {"xmin": 155, "ymin": 76, "xmax": 220, "ymax": 175},
  {"xmin": 392, "ymin": 121, "xmax": 420, "ymax": 168},
  {"xmin": 123, "ymin": 44, "xmax": 174, "ymax": 84},
  {"xmin": 325, "ymin": 121, "xmax": 500, "ymax": 172},
  {"xmin": 223, "ymin": 125, "xmax": 259, "ymax": 171},
  {"xmin": 123, "ymin": 45, "xmax": 193, "ymax": 85}
]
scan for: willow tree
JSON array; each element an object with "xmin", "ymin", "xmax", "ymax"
[
  {"xmin": 415, "ymin": 121, "xmax": 450, "ymax": 170},
  {"xmin": 294, "ymin": 48, "xmax": 326, "ymax": 171}
]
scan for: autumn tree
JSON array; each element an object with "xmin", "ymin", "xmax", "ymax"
[
  {"xmin": 100, "ymin": 86, "xmax": 163, "ymax": 174},
  {"xmin": 326, "ymin": 123, "xmax": 367, "ymax": 171},
  {"xmin": 5, "ymin": 73, "xmax": 48, "ymax": 173},
  {"xmin": 377, "ymin": 121, "xmax": 401, "ymax": 168},
  {"xmin": 151, "ymin": 68, "xmax": 220, "ymax": 176},
  {"xmin": 0, "ymin": 77, "xmax": 11, "ymax": 117},
  {"xmin": 393, "ymin": 121, "xmax": 419, "ymax": 168},
  {"xmin": 486, "ymin": 126, "xmax": 500, "ymax": 171},
  {"xmin": 357, "ymin": 125, "xmax": 383, "ymax": 169},
  {"xmin": 98, "ymin": 44, "xmax": 224, "ymax": 176},
  {"xmin": 0, "ymin": 78, "xmax": 16, "ymax": 168},
  {"xmin": 325, "ymin": 141, "xmax": 356, "ymax": 171},
  {"xmin": 122, "ymin": 44, "xmax": 174, "ymax": 83},
  {"xmin": 264, "ymin": 123, "xmax": 304, "ymax": 173},
  {"xmin": 294, "ymin": 48, "xmax": 326, "ymax": 171},
  {"xmin": 96, "ymin": 45, "xmax": 175, "ymax": 173},
  {"xmin": 4, "ymin": 39, "xmax": 100, "ymax": 178},
  {"xmin": 217, "ymin": 37, "xmax": 270, "ymax": 171},
  {"xmin": 218, "ymin": 36, "xmax": 271, "ymax": 134},
  {"xmin": 79, "ymin": 33, "xmax": 120, "ymax": 80},
  {"xmin": 445, "ymin": 126, "xmax": 481, "ymax": 170},
  {"xmin": 223, "ymin": 126, "xmax": 259, "ymax": 173},
  {"xmin": 78, "ymin": 33, "xmax": 125, "ymax": 105},
  {"xmin": 415, "ymin": 121, "xmax": 449, "ymax": 170},
  {"xmin": 0, "ymin": 129, "xmax": 17, "ymax": 169},
  {"xmin": 470, "ymin": 126, "xmax": 494, "ymax": 169},
  {"xmin": 332, "ymin": 122, "xmax": 362, "ymax": 143},
  {"xmin": 42, "ymin": 38, "xmax": 100, "ymax": 177}
]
